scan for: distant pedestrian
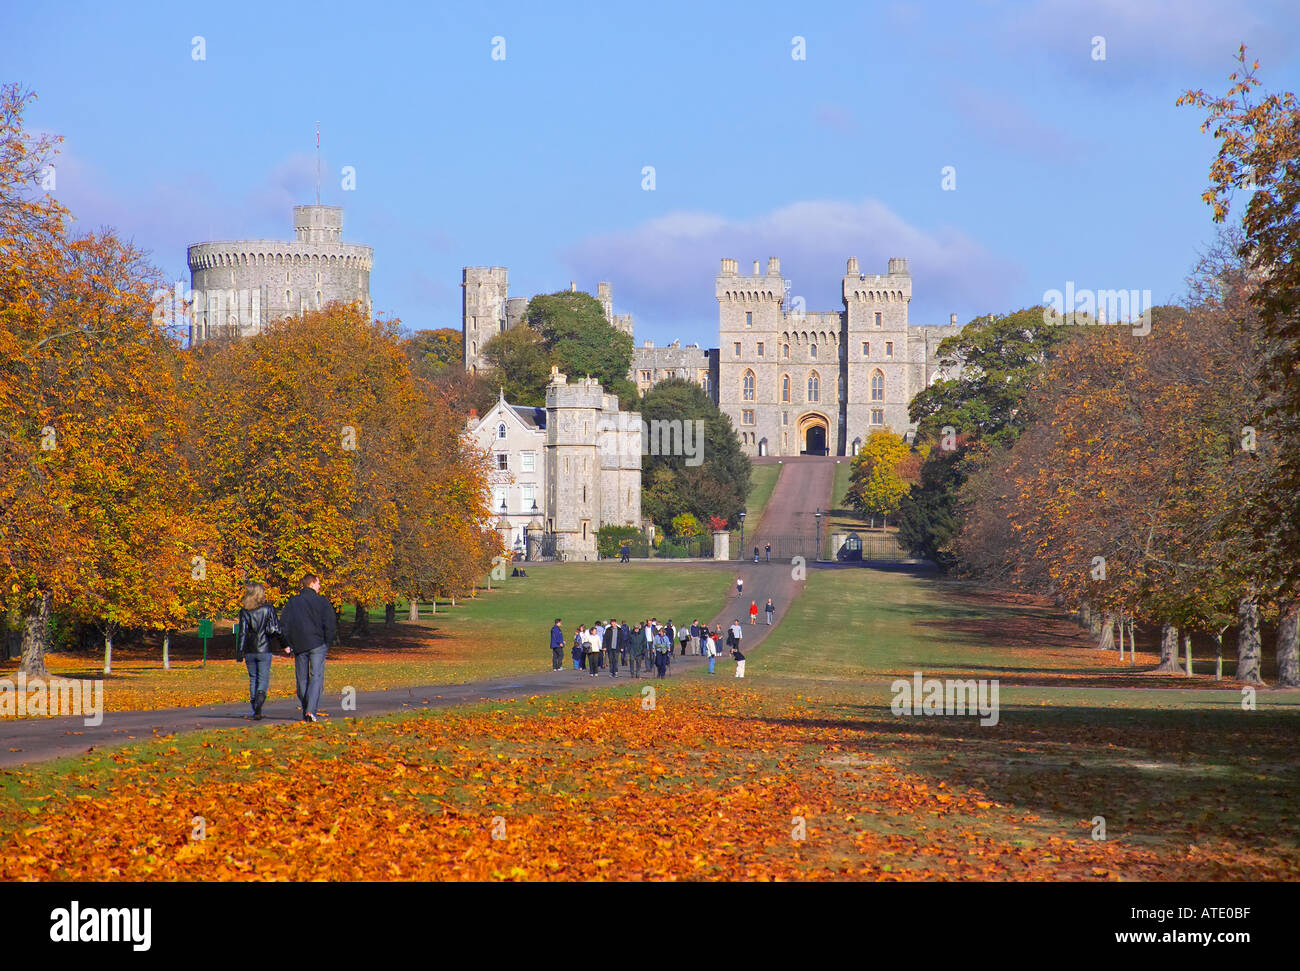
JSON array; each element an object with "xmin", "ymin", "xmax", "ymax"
[
  {"xmin": 679, "ymin": 624, "xmax": 690, "ymax": 656},
  {"xmin": 572, "ymin": 625, "xmax": 585, "ymax": 671},
  {"xmin": 765, "ymin": 599, "xmax": 775, "ymax": 625},
  {"xmin": 749, "ymin": 600, "xmax": 758, "ymax": 625},
  {"xmin": 236, "ymin": 582, "xmax": 280, "ymax": 721},
  {"xmin": 732, "ymin": 642, "xmax": 746, "ymax": 678},
  {"xmin": 653, "ymin": 628, "xmax": 671, "ymax": 678},
  {"xmin": 704, "ymin": 630, "xmax": 717, "ymax": 674},
  {"xmin": 753, "ymin": 545, "xmax": 759, "ymax": 563},
  {"xmin": 629, "ymin": 624, "xmax": 646, "ymax": 678},
  {"xmin": 550, "ymin": 618, "xmax": 565, "ymax": 671},
  {"xmin": 585, "ymin": 625, "xmax": 602, "ymax": 677},
  {"xmin": 604, "ymin": 618, "xmax": 620, "ymax": 678},
  {"xmin": 764, "ymin": 543, "xmax": 771, "ymax": 563},
  {"xmin": 279, "ymin": 572, "xmax": 336, "ymax": 723},
  {"xmin": 736, "ymin": 576, "xmax": 744, "ymax": 597},
  {"xmin": 620, "ymin": 542, "xmax": 630, "ymax": 563},
  {"xmin": 689, "ymin": 619, "xmax": 701, "ymax": 655}
]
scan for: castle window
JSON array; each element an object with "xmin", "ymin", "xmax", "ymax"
[
  {"xmin": 886, "ymin": 341, "xmax": 894, "ymax": 358},
  {"xmin": 871, "ymin": 370, "xmax": 884, "ymax": 401},
  {"xmin": 745, "ymin": 312, "xmax": 752, "ymax": 327},
  {"xmin": 871, "ymin": 408, "xmax": 884, "ymax": 425},
  {"xmin": 781, "ymin": 374, "xmax": 790, "ymax": 403},
  {"xmin": 521, "ymin": 484, "xmax": 535, "ymax": 509},
  {"xmin": 875, "ymin": 312, "xmax": 882, "ymax": 327},
  {"xmin": 734, "ymin": 342, "xmax": 741, "ymax": 357},
  {"xmin": 782, "ymin": 344, "xmax": 790, "ymax": 359},
  {"xmin": 521, "ymin": 452, "xmax": 535, "ymax": 473},
  {"xmin": 757, "ymin": 342, "xmax": 764, "ymax": 357},
  {"xmin": 497, "ymin": 422, "xmax": 507, "ymax": 439},
  {"xmin": 862, "ymin": 342, "xmax": 869, "ymax": 356},
  {"xmin": 496, "ymin": 453, "xmax": 508, "ymax": 471},
  {"xmin": 807, "ymin": 371, "xmax": 820, "ymax": 403},
  {"xmin": 742, "ymin": 370, "xmax": 755, "ymax": 401},
  {"xmin": 742, "ymin": 410, "xmax": 755, "ymax": 426},
  {"xmin": 640, "ymin": 370, "xmax": 651, "ymax": 383},
  {"xmin": 810, "ymin": 344, "xmax": 817, "ymax": 358},
  {"xmin": 782, "ymin": 412, "xmax": 789, "ymax": 425}
]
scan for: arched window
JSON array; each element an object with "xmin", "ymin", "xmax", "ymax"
[
  {"xmin": 742, "ymin": 369, "xmax": 755, "ymax": 401},
  {"xmin": 782, "ymin": 344, "xmax": 790, "ymax": 359},
  {"xmin": 497, "ymin": 422, "xmax": 507, "ymax": 439},
  {"xmin": 810, "ymin": 343, "xmax": 817, "ymax": 358},
  {"xmin": 781, "ymin": 374, "xmax": 790, "ymax": 403},
  {"xmin": 807, "ymin": 371, "xmax": 820, "ymax": 403},
  {"xmin": 871, "ymin": 369, "xmax": 884, "ymax": 401}
]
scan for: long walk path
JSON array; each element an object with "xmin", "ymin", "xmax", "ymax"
[{"xmin": 0, "ymin": 459, "xmax": 837, "ymax": 767}]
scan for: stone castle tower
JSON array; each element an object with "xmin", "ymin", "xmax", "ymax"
[
  {"xmin": 187, "ymin": 204, "xmax": 372, "ymax": 345},
  {"xmin": 461, "ymin": 268, "xmax": 633, "ymax": 373},
  {"xmin": 543, "ymin": 370, "xmax": 641, "ymax": 561}
]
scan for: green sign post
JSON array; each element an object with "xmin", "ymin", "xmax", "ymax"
[{"xmin": 197, "ymin": 618, "xmax": 214, "ymax": 667}]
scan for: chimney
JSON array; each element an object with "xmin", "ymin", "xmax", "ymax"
[
  {"xmin": 767, "ymin": 257, "xmax": 780, "ymax": 275},
  {"xmin": 949, "ymin": 313, "xmax": 957, "ymax": 326},
  {"xmin": 753, "ymin": 260, "xmax": 760, "ymax": 275},
  {"xmin": 846, "ymin": 257, "xmax": 859, "ymax": 275},
  {"xmin": 569, "ymin": 281, "xmax": 576, "ymax": 292}
]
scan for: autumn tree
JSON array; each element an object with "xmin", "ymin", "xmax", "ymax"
[{"xmin": 845, "ymin": 430, "xmax": 919, "ymax": 525}]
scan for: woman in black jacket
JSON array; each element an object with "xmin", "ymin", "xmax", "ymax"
[{"xmin": 236, "ymin": 582, "xmax": 281, "ymax": 720}]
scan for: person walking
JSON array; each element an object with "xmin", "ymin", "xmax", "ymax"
[
  {"xmin": 620, "ymin": 620, "xmax": 632, "ymax": 667},
  {"xmin": 279, "ymin": 572, "xmax": 336, "ymax": 723},
  {"xmin": 604, "ymin": 618, "xmax": 620, "ymax": 678},
  {"xmin": 729, "ymin": 619, "xmax": 743, "ymax": 665},
  {"xmin": 620, "ymin": 542, "xmax": 630, "ymax": 563},
  {"xmin": 765, "ymin": 598, "xmax": 775, "ymax": 625},
  {"xmin": 653, "ymin": 627, "xmax": 671, "ymax": 678},
  {"xmin": 736, "ymin": 576, "xmax": 744, "ymax": 597},
  {"xmin": 749, "ymin": 600, "xmax": 759, "ymax": 625},
  {"xmin": 704, "ymin": 629, "xmax": 717, "ymax": 675},
  {"xmin": 679, "ymin": 623, "xmax": 690, "ymax": 656},
  {"xmin": 236, "ymin": 582, "xmax": 280, "ymax": 721},
  {"xmin": 753, "ymin": 545, "xmax": 759, "ymax": 563},
  {"xmin": 628, "ymin": 624, "xmax": 646, "ymax": 679},
  {"xmin": 764, "ymin": 542, "xmax": 771, "ymax": 563},
  {"xmin": 586, "ymin": 625, "xmax": 602, "ymax": 677},
  {"xmin": 688, "ymin": 619, "xmax": 700, "ymax": 656},
  {"xmin": 550, "ymin": 618, "xmax": 565, "ymax": 671},
  {"xmin": 572, "ymin": 625, "xmax": 586, "ymax": 671}
]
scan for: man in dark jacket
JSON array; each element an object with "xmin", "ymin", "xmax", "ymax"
[
  {"xmin": 603, "ymin": 618, "xmax": 620, "ymax": 678},
  {"xmin": 279, "ymin": 572, "xmax": 337, "ymax": 723},
  {"xmin": 550, "ymin": 619, "xmax": 564, "ymax": 671}
]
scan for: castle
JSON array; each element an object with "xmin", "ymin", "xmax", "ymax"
[
  {"xmin": 460, "ymin": 256, "xmax": 963, "ymax": 458},
  {"xmin": 187, "ymin": 204, "xmax": 372, "ymax": 344},
  {"xmin": 465, "ymin": 371, "xmax": 642, "ymax": 562}
]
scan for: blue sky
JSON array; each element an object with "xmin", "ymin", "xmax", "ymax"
[{"xmin": 5, "ymin": 0, "xmax": 1299, "ymax": 344}]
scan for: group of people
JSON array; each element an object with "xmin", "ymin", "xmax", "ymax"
[
  {"xmin": 235, "ymin": 573, "xmax": 337, "ymax": 722},
  {"xmin": 549, "ymin": 617, "xmax": 748, "ymax": 679},
  {"xmin": 733, "ymin": 581, "xmax": 777, "ymax": 626}
]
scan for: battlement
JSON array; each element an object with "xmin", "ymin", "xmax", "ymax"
[
  {"xmin": 716, "ymin": 256, "xmax": 785, "ymax": 303},
  {"xmin": 293, "ymin": 205, "xmax": 344, "ymax": 243}
]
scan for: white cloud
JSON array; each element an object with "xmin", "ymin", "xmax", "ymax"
[{"xmin": 562, "ymin": 198, "xmax": 1022, "ymax": 341}]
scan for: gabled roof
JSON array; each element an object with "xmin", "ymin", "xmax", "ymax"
[{"xmin": 510, "ymin": 405, "xmax": 547, "ymax": 429}]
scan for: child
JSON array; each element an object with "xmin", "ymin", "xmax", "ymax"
[
  {"xmin": 732, "ymin": 643, "xmax": 746, "ymax": 679},
  {"xmin": 749, "ymin": 600, "xmax": 758, "ymax": 625}
]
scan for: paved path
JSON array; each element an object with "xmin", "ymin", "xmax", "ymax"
[{"xmin": 0, "ymin": 460, "xmax": 838, "ymax": 768}]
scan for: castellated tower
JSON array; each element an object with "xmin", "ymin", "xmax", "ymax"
[
  {"xmin": 187, "ymin": 204, "xmax": 372, "ymax": 345},
  {"xmin": 843, "ymin": 256, "xmax": 913, "ymax": 453},
  {"xmin": 716, "ymin": 257, "xmax": 795, "ymax": 456},
  {"xmin": 544, "ymin": 370, "xmax": 641, "ymax": 561},
  {"xmin": 461, "ymin": 266, "xmax": 509, "ymax": 372}
]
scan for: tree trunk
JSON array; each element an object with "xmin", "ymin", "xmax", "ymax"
[
  {"xmin": 1184, "ymin": 632, "xmax": 1192, "ymax": 677},
  {"xmin": 1154, "ymin": 623, "xmax": 1180, "ymax": 673},
  {"xmin": 1276, "ymin": 600, "xmax": 1299, "ymax": 687},
  {"xmin": 18, "ymin": 592, "xmax": 51, "ymax": 677},
  {"xmin": 1097, "ymin": 612, "xmax": 1116, "ymax": 651},
  {"xmin": 407, "ymin": 601, "xmax": 419, "ymax": 622},
  {"xmin": 163, "ymin": 631, "xmax": 171, "ymax": 671},
  {"xmin": 1236, "ymin": 597, "xmax": 1264, "ymax": 685},
  {"xmin": 103, "ymin": 628, "xmax": 114, "ymax": 675},
  {"xmin": 385, "ymin": 603, "xmax": 396, "ymax": 627},
  {"xmin": 1088, "ymin": 609, "xmax": 1102, "ymax": 638},
  {"xmin": 353, "ymin": 603, "xmax": 370, "ymax": 638},
  {"xmin": 1215, "ymin": 632, "xmax": 1223, "ymax": 680}
]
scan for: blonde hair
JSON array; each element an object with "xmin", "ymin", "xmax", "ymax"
[{"xmin": 241, "ymin": 583, "xmax": 266, "ymax": 612}]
